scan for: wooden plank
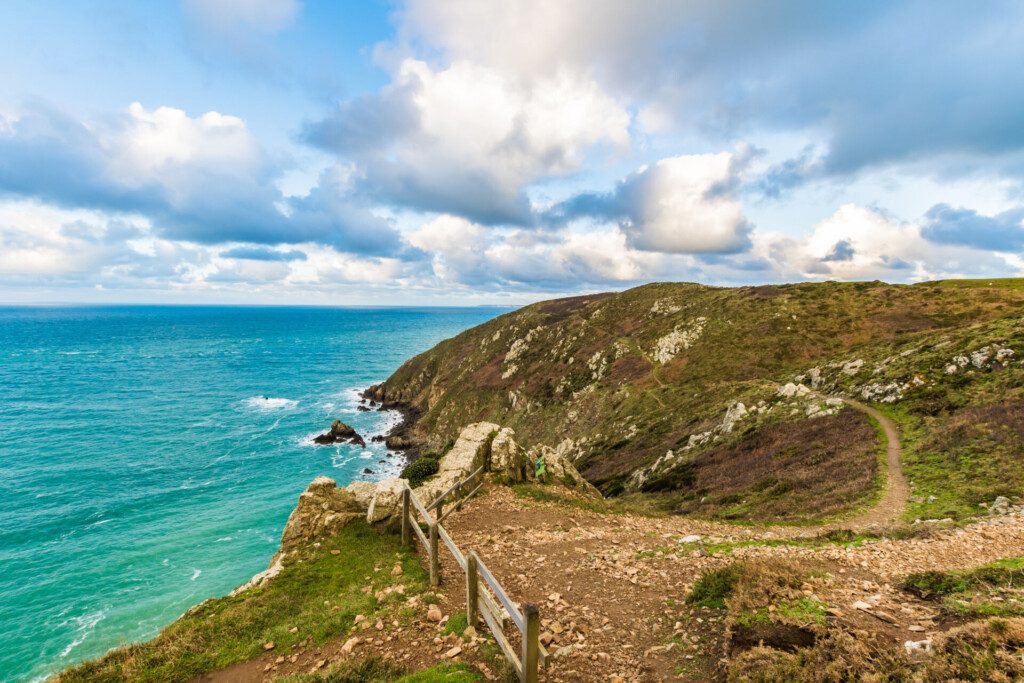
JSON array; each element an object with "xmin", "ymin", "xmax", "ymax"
[
  {"xmin": 476, "ymin": 555, "xmax": 525, "ymax": 632},
  {"xmin": 466, "ymin": 553, "xmax": 479, "ymax": 627},
  {"xmin": 401, "ymin": 488, "xmax": 410, "ymax": 546},
  {"xmin": 410, "ymin": 518, "xmax": 429, "ymax": 552},
  {"xmin": 479, "ymin": 594, "xmax": 522, "ymax": 677},
  {"xmin": 522, "ymin": 603, "xmax": 540, "ymax": 683},
  {"xmin": 438, "ymin": 481, "xmax": 484, "ymax": 524},
  {"xmin": 429, "ymin": 523, "xmax": 440, "ymax": 587},
  {"xmin": 436, "ymin": 525, "xmax": 467, "ymax": 571},
  {"xmin": 427, "ymin": 465, "xmax": 485, "ymax": 511},
  {"xmin": 409, "ymin": 489, "xmax": 435, "ymax": 524}
]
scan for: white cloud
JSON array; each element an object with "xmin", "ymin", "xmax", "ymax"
[
  {"xmin": 622, "ymin": 152, "xmax": 752, "ymax": 254},
  {"xmin": 111, "ymin": 103, "xmax": 262, "ymax": 190},
  {"xmin": 755, "ymin": 204, "xmax": 1021, "ymax": 282},
  {"xmin": 305, "ymin": 58, "xmax": 630, "ymax": 223}
]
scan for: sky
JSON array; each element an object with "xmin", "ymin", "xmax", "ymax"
[{"xmin": 1, "ymin": 1, "xmax": 1023, "ymax": 305}]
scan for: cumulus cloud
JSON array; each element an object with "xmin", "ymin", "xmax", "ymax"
[
  {"xmin": 547, "ymin": 151, "xmax": 754, "ymax": 254},
  {"xmin": 303, "ymin": 59, "xmax": 630, "ymax": 224},
  {"xmin": 921, "ymin": 204, "xmax": 1024, "ymax": 252},
  {"xmin": 397, "ymin": 1, "xmax": 1024, "ymax": 182},
  {"xmin": 756, "ymin": 204, "xmax": 1021, "ymax": 282},
  {"xmin": 406, "ymin": 214, "xmax": 653, "ymax": 290},
  {"xmin": 0, "ymin": 103, "xmax": 404, "ymax": 256}
]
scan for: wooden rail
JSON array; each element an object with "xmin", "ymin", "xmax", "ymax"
[{"xmin": 400, "ymin": 471, "xmax": 545, "ymax": 682}]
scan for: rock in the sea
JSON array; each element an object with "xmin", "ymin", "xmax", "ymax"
[
  {"xmin": 313, "ymin": 420, "xmax": 366, "ymax": 447},
  {"xmin": 280, "ymin": 476, "xmax": 363, "ymax": 547},
  {"xmin": 357, "ymin": 405, "xmax": 371, "ymax": 412}
]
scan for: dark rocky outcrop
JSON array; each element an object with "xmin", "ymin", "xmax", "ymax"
[{"xmin": 313, "ymin": 420, "xmax": 366, "ymax": 447}]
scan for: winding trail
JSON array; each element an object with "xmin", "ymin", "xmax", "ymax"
[{"xmin": 827, "ymin": 397, "xmax": 909, "ymax": 531}]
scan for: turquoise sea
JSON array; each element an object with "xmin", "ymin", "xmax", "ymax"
[{"xmin": 0, "ymin": 305, "xmax": 506, "ymax": 682}]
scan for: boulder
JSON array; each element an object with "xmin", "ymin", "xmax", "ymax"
[
  {"xmin": 280, "ymin": 476, "xmax": 363, "ymax": 547},
  {"xmin": 385, "ymin": 434, "xmax": 411, "ymax": 450},
  {"xmin": 344, "ymin": 480, "xmax": 378, "ymax": 509},
  {"xmin": 490, "ymin": 427, "xmax": 531, "ymax": 480},
  {"xmin": 528, "ymin": 440, "xmax": 598, "ymax": 495},
  {"xmin": 367, "ymin": 478, "xmax": 407, "ymax": 523},
  {"xmin": 990, "ymin": 496, "xmax": 1012, "ymax": 515},
  {"xmin": 415, "ymin": 422, "xmax": 499, "ymax": 503},
  {"xmin": 313, "ymin": 420, "xmax": 366, "ymax": 447}
]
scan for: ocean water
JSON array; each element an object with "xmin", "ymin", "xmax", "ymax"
[{"xmin": 0, "ymin": 305, "xmax": 506, "ymax": 682}]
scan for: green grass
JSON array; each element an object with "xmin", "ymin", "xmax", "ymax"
[
  {"xmin": 687, "ymin": 566, "xmax": 743, "ymax": 609},
  {"xmin": 277, "ymin": 658, "xmax": 481, "ymax": 683},
  {"xmin": 925, "ymin": 278, "xmax": 1024, "ymax": 290},
  {"xmin": 58, "ymin": 521, "xmax": 429, "ymax": 682},
  {"xmin": 441, "ymin": 612, "xmax": 469, "ymax": 636},
  {"xmin": 734, "ymin": 597, "xmax": 828, "ymax": 628},
  {"xmin": 902, "ymin": 558, "xmax": 1024, "ymax": 617},
  {"xmin": 903, "ymin": 558, "xmax": 1024, "ymax": 597}
]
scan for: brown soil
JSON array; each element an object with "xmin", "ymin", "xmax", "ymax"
[
  {"xmin": 835, "ymin": 398, "xmax": 908, "ymax": 531},
  {"xmin": 200, "ymin": 481, "xmax": 1024, "ymax": 683}
]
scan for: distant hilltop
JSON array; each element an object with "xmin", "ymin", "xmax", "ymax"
[{"xmin": 368, "ymin": 279, "xmax": 1024, "ymax": 524}]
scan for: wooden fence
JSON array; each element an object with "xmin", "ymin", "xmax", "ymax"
[{"xmin": 400, "ymin": 466, "xmax": 546, "ymax": 682}]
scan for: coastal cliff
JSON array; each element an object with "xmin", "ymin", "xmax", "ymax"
[{"xmin": 367, "ymin": 279, "xmax": 1024, "ymax": 523}]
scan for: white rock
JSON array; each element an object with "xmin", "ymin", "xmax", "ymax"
[{"xmin": 366, "ymin": 478, "xmax": 408, "ymax": 523}]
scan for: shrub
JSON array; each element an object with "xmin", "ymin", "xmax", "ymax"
[
  {"xmin": 401, "ymin": 457, "xmax": 440, "ymax": 488},
  {"xmin": 688, "ymin": 565, "xmax": 743, "ymax": 609}
]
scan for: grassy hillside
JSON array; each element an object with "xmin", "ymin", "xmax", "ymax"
[
  {"xmin": 370, "ymin": 280, "xmax": 1024, "ymax": 522},
  {"xmin": 57, "ymin": 522, "xmax": 432, "ymax": 682}
]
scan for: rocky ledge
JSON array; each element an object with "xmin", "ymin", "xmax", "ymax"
[
  {"xmin": 234, "ymin": 422, "xmax": 595, "ymax": 595},
  {"xmin": 313, "ymin": 419, "xmax": 366, "ymax": 447}
]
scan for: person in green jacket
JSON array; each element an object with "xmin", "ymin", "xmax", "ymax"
[{"xmin": 534, "ymin": 454, "xmax": 547, "ymax": 482}]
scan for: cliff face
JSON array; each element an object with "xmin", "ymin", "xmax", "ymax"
[{"xmin": 369, "ymin": 280, "xmax": 1024, "ymax": 521}]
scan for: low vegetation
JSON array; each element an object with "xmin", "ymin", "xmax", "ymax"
[
  {"xmin": 902, "ymin": 557, "xmax": 1024, "ymax": 617},
  {"xmin": 276, "ymin": 657, "xmax": 480, "ymax": 683},
  {"xmin": 372, "ymin": 279, "xmax": 1024, "ymax": 522},
  {"xmin": 400, "ymin": 456, "xmax": 440, "ymax": 488},
  {"xmin": 57, "ymin": 522, "xmax": 429, "ymax": 682}
]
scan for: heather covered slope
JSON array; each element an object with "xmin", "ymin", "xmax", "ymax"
[{"xmin": 369, "ymin": 280, "xmax": 1024, "ymax": 522}]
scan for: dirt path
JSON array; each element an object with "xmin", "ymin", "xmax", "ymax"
[
  {"xmin": 825, "ymin": 398, "xmax": 909, "ymax": 531},
  {"xmin": 433, "ymin": 486, "xmax": 1024, "ymax": 682},
  {"xmin": 199, "ymin": 483, "xmax": 1024, "ymax": 683}
]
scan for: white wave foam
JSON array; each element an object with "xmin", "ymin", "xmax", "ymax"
[
  {"xmin": 243, "ymin": 397, "xmax": 298, "ymax": 411},
  {"xmin": 190, "ymin": 569, "xmax": 202, "ymax": 581},
  {"xmin": 215, "ymin": 536, "xmax": 233, "ymax": 542},
  {"xmin": 59, "ymin": 608, "xmax": 108, "ymax": 657}
]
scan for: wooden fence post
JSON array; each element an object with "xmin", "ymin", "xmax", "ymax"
[
  {"xmin": 522, "ymin": 603, "xmax": 539, "ymax": 683},
  {"xmin": 466, "ymin": 552, "xmax": 479, "ymax": 626},
  {"xmin": 429, "ymin": 522, "xmax": 440, "ymax": 587},
  {"xmin": 401, "ymin": 487, "xmax": 410, "ymax": 546}
]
